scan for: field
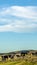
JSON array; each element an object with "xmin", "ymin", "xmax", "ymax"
[
  {"xmin": 0, "ymin": 59, "xmax": 37, "ymax": 65},
  {"xmin": 0, "ymin": 50, "xmax": 37, "ymax": 65}
]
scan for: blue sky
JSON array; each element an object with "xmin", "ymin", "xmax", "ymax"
[{"xmin": 0, "ymin": 0, "xmax": 37, "ymax": 53}]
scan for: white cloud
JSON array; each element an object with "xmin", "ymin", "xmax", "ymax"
[
  {"xmin": 1, "ymin": 6, "xmax": 37, "ymax": 19},
  {"xmin": 0, "ymin": 6, "xmax": 37, "ymax": 32}
]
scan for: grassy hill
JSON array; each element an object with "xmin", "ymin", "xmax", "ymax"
[{"xmin": 0, "ymin": 50, "xmax": 37, "ymax": 65}]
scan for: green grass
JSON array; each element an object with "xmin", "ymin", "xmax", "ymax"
[{"xmin": 0, "ymin": 60, "xmax": 37, "ymax": 65}]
